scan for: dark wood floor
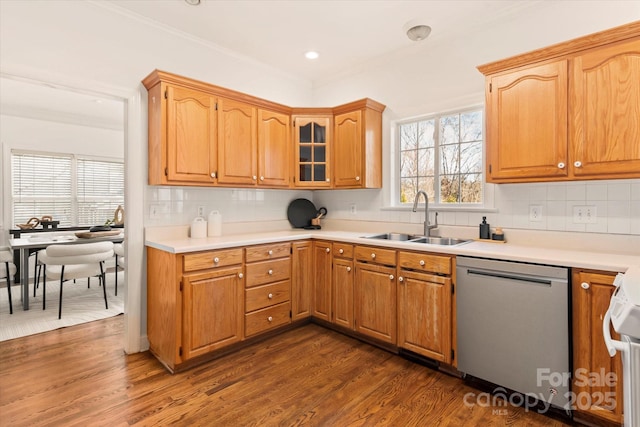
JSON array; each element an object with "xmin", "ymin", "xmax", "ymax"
[{"xmin": 0, "ymin": 317, "xmax": 573, "ymax": 426}]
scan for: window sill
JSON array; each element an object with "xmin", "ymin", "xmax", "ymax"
[{"xmin": 382, "ymin": 205, "xmax": 498, "ymax": 213}]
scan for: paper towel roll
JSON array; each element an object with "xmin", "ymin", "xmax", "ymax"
[
  {"xmin": 191, "ymin": 217, "xmax": 207, "ymax": 239},
  {"xmin": 208, "ymin": 211, "xmax": 222, "ymax": 236}
]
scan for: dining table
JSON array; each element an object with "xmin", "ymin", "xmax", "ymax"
[{"xmin": 8, "ymin": 231, "xmax": 124, "ymax": 310}]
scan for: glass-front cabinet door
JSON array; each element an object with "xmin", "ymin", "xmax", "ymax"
[{"xmin": 293, "ymin": 116, "xmax": 331, "ymax": 188}]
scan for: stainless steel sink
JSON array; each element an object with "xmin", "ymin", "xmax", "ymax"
[
  {"xmin": 411, "ymin": 236, "xmax": 470, "ymax": 246},
  {"xmin": 363, "ymin": 232, "xmax": 469, "ymax": 246},
  {"xmin": 365, "ymin": 232, "xmax": 423, "ymax": 241}
]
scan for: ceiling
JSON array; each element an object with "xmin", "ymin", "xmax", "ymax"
[{"xmin": 109, "ymin": 0, "xmax": 543, "ymax": 83}]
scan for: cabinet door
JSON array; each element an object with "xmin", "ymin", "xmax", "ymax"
[
  {"xmin": 487, "ymin": 60, "xmax": 568, "ymax": 182},
  {"xmin": 182, "ymin": 266, "xmax": 243, "ymax": 360},
  {"xmin": 571, "ymin": 39, "xmax": 640, "ymax": 179},
  {"xmin": 334, "ymin": 110, "xmax": 362, "ymax": 188},
  {"xmin": 332, "ymin": 257, "xmax": 354, "ymax": 329},
  {"xmin": 355, "ymin": 262, "xmax": 396, "ymax": 344},
  {"xmin": 397, "ymin": 269, "xmax": 451, "ymax": 363},
  {"xmin": 293, "ymin": 116, "xmax": 331, "ymax": 188},
  {"xmin": 312, "ymin": 241, "xmax": 332, "ymax": 321},
  {"xmin": 166, "ymin": 85, "xmax": 217, "ymax": 183},
  {"xmin": 291, "ymin": 241, "xmax": 312, "ymax": 321},
  {"xmin": 258, "ymin": 109, "xmax": 290, "ymax": 187},
  {"xmin": 572, "ymin": 270, "xmax": 623, "ymax": 425},
  {"xmin": 217, "ymin": 98, "xmax": 257, "ymax": 185}
]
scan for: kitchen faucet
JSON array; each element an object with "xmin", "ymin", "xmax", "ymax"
[{"xmin": 412, "ymin": 190, "xmax": 438, "ymax": 237}]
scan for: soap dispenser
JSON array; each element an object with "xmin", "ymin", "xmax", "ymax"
[{"xmin": 479, "ymin": 216, "xmax": 490, "ymax": 239}]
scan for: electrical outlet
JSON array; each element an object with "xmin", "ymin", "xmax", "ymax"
[
  {"xmin": 573, "ymin": 205, "xmax": 597, "ymax": 224},
  {"xmin": 150, "ymin": 204, "xmax": 160, "ymax": 219},
  {"xmin": 197, "ymin": 206, "xmax": 205, "ymax": 217},
  {"xmin": 529, "ymin": 205, "xmax": 543, "ymax": 222},
  {"xmin": 349, "ymin": 204, "xmax": 357, "ymax": 215}
]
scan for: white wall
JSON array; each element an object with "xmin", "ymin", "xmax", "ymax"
[{"xmin": 311, "ymin": 2, "xmax": 640, "ymax": 239}]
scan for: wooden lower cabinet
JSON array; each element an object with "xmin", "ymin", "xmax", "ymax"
[
  {"xmin": 182, "ymin": 266, "xmax": 244, "ymax": 360},
  {"xmin": 397, "ymin": 269, "xmax": 452, "ymax": 363},
  {"xmin": 312, "ymin": 241, "xmax": 332, "ymax": 322},
  {"xmin": 354, "ymin": 261, "xmax": 397, "ymax": 344},
  {"xmin": 291, "ymin": 241, "xmax": 313, "ymax": 321},
  {"xmin": 333, "ymin": 256, "xmax": 354, "ymax": 330},
  {"xmin": 572, "ymin": 270, "xmax": 624, "ymax": 426}
]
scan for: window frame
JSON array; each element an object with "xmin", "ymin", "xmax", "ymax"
[
  {"xmin": 393, "ymin": 104, "xmax": 486, "ymax": 209},
  {"xmin": 10, "ymin": 149, "xmax": 124, "ymax": 227}
]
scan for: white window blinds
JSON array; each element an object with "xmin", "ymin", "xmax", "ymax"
[{"xmin": 77, "ymin": 158, "xmax": 125, "ymax": 225}]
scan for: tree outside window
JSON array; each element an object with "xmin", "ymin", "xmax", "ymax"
[{"xmin": 399, "ymin": 108, "xmax": 483, "ymax": 205}]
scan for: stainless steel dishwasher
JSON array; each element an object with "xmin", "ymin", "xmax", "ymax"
[{"xmin": 456, "ymin": 256, "xmax": 570, "ymax": 410}]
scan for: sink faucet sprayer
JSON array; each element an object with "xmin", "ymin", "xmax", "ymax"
[{"xmin": 412, "ymin": 190, "xmax": 438, "ymax": 237}]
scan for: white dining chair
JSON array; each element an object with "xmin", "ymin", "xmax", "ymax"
[
  {"xmin": 0, "ymin": 250, "xmax": 17, "ymax": 314},
  {"xmin": 39, "ymin": 241, "xmax": 114, "ymax": 319},
  {"xmin": 113, "ymin": 243, "xmax": 125, "ymax": 296}
]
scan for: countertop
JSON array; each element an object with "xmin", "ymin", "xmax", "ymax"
[{"xmin": 145, "ymin": 229, "xmax": 640, "ymax": 273}]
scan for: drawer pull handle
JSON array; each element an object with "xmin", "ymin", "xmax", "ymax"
[
  {"xmin": 268, "ymin": 293, "xmax": 273, "ymax": 299},
  {"xmin": 213, "ymin": 257, "xmax": 220, "ymax": 264},
  {"xmin": 268, "ymin": 269, "xmax": 273, "ymax": 275},
  {"xmin": 389, "ymin": 274, "xmax": 394, "ymax": 280},
  {"xmin": 268, "ymin": 316, "xmax": 273, "ymax": 322},
  {"xmin": 326, "ymin": 248, "xmax": 330, "ymax": 253},
  {"xmin": 238, "ymin": 273, "xmax": 243, "ymax": 279},
  {"xmin": 581, "ymin": 282, "xmax": 590, "ymax": 290},
  {"xmin": 419, "ymin": 260, "xmax": 425, "ymax": 266},
  {"xmin": 371, "ymin": 253, "xmax": 376, "ymax": 259},
  {"xmin": 268, "ymin": 250, "xmax": 273, "ymax": 255},
  {"xmin": 339, "ymin": 248, "xmax": 344, "ymax": 254},
  {"xmin": 346, "ymin": 267, "xmax": 351, "ymax": 272},
  {"xmin": 399, "ymin": 276, "xmax": 404, "ymax": 282}
]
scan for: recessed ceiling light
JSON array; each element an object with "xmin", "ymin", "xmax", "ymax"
[
  {"xmin": 305, "ymin": 51, "xmax": 319, "ymax": 60},
  {"xmin": 406, "ymin": 24, "xmax": 431, "ymax": 41},
  {"xmin": 185, "ymin": 0, "xmax": 201, "ymax": 5}
]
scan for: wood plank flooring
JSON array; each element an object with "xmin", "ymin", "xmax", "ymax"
[{"xmin": 0, "ymin": 317, "xmax": 573, "ymax": 426}]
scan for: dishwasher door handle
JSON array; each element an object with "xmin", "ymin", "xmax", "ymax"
[{"xmin": 466, "ymin": 269, "xmax": 553, "ymax": 286}]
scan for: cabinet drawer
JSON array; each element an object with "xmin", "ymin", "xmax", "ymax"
[
  {"xmin": 245, "ymin": 280, "xmax": 290, "ymax": 312},
  {"xmin": 355, "ymin": 246, "xmax": 396, "ymax": 266},
  {"xmin": 398, "ymin": 252, "xmax": 451, "ymax": 275},
  {"xmin": 245, "ymin": 242, "xmax": 291, "ymax": 262},
  {"xmin": 245, "ymin": 257, "xmax": 291, "ymax": 287},
  {"xmin": 245, "ymin": 302, "xmax": 291, "ymax": 337},
  {"xmin": 333, "ymin": 243, "xmax": 353, "ymax": 259},
  {"xmin": 183, "ymin": 248, "xmax": 243, "ymax": 272}
]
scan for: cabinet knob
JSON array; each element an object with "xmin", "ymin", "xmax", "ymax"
[
  {"xmin": 419, "ymin": 260, "xmax": 425, "ymax": 266},
  {"xmin": 574, "ymin": 161, "xmax": 582, "ymax": 168},
  {"xmin": 268, "ymin": 316, "xmax": 273, "ymax": 322},
  {"xmin": 581, "ymin": 282, "xmax": 590, "ymax": 290},
  {"xmin": 346, "ymin": 267, "xmax": 351, "ymax": 272},
  {"xmin": 326, "ymin": 178, "xmax": 330, "ymax": 182},
  {"xmin": 557, "ymin": 162, "xmax": 565, "ymax": 169},
  {"xmin": 238, "ymin": 273, "xmax": 243, "ymax": 279},
  {"xmin": 213, "ymin": 257, "xmax": 220, "ymax": 264},
  {"xmin": 355, "ymin": 176, "xmax": 360, "ymax": 181},
  {"xmin": 210, "ymin": 172, "xmax": 217, "ymax": 178},
  {"xmin": 268, "ymin": 269, "xmax": 273, "ymax": 275},
  {"xmin": 339, "ymin": 248, "xmax": 344, "ymax": 254},
  {"xmin": 389, "ymin": 274, "xmax": 394, "ymax": 280},
  {"xmin": 371, "ymin": 253, "xmax": 376, "ymax": 259},
  {"xmin": 326, "ymin": 247, "xmax": 330, "ymax": 253},
  {"xmin": 399, "ymin": 276, "xmax": 404, "ymax": 282},
  {"xmin": 252, "ymin": 175, "xmax": 257, "ymax": 180},
  {"xmin": 268, "ymin": 250, "xmax": 273, "ymax": 256},
  {"xmin": 260, "ymin": 176, "xmax": 265, "ymax": 181},
  {"xmin": 268, "ymin": 293, "xmax": 273, "ymax": 299}
]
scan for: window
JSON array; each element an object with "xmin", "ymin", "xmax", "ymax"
[
  {"xmin": 11, "ymin": 150, "xmax": 124, "ymax": 226},
  {"xmin": 398, "ymin": 107, "xmax": 483, "ymax": 206}
]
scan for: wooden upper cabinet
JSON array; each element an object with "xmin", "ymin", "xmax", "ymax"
[
  {"xmin": 293, "ymin": 115, "xmax": 332, "ymax": 188},
  {"xmin": 217, "ymin": 98, "xmax": 257, "ymax": 186},
  {"xmin": 479, "ymin": 21, "xmax": 640, "ymax": 183},
  {"xmin": 333, "ymin": 99, "xmax": 385, "ymax": 189},
  {"xmin": 486, "ymin": 60, "xmax": 568, "ymax": 182},
  {"xmin": 570, "ymin": 38, "xmax": 640, "ymax": 179},
  {"xmin": 258, "ymin": 109, "xmax": 290, "ymax": 187}
]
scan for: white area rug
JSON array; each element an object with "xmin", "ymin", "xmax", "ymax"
[{"xmin": 0, "ymin": 271, "xmax": 124, "ymax": 342}]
